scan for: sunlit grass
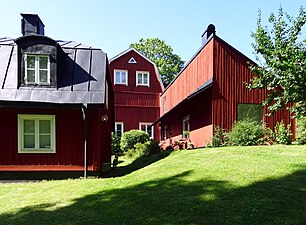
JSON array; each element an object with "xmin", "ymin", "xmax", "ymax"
[{"xmin": 0, "ymin": 145, "xmax": 305, "ymax": 225}]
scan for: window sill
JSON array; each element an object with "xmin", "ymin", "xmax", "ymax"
[{"xmin": 18, "ymin": 149, "xmax": 56, "ymax": 154}]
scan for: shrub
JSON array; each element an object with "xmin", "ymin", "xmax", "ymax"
[
  {"xmin": 274, "ymin": 120, "xmax": 292, "ymax": 145},
  {"xmin": 211, "ymin": 126, "xmax": 228, "ymax": 147},
  {"xmin": 295, "ymin": 116, "xmax": 306, "ymax": 144},
  {"xmin": 111, "ymin": 132, "xmax": 122, "ymax": 155},
  {"xmin": 120, "ymin": 130, "xmax": 150, "ymax": 152},
  {"xmin": 125, "ymin": 140, "xmax": 161, "ymax": 159},
  {"xmin": 228, "ymin": 119, "xmax": 269, "ymax": 146}
]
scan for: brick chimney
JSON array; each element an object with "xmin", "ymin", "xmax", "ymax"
[
  {"xmin": 201, "ymin": 24, "xmax": 215, "ymax": 45},
  {"xmin": 21, "ymin": 13, "xmax": 45, "ymax": 36}
]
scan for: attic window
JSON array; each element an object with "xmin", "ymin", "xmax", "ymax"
[
  {"xmin": 128, "ymin": 57, "xmax": 137, "ymax": 64},
  {"xmin": 25, "ymin": 54, "xmax": 50, "ymax": 85}
]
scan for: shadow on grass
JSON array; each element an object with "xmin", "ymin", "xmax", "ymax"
[
  {"xmin": 104, "ymin": 151, "xmax": 172, "ymax": 178},
  {"xmin": 1, "ymin": 168, "xmax": 306, "ymax": 225}
]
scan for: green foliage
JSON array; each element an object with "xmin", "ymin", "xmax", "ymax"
[
  {"xmin": 295, "ymin": 116, "xmax": 306, "ymax": 144},
  {"xmin": 274, "ymin": 120, "xmax": 292, "ymax": 145},
  {"xmin": 249, "ymin": 6, "xmax": 306, "ymax": 117},
  {"xmin": 210, "ymin": 126, "xmax": 228, "ymax": 147},
  {"xmin": 130, "ymin": 38, "xmax": 185, "ymax": 87},
  {"xmin": 125, "ymin": 140, "xmax": 161, "ymax": 159},
  {"xmin": 228, "ymin": 119, "xmax": 270, "ymax": 146},
  {"xmin": 111, "ymin": 132, "xmax": 122, "ymax": 155},
  {"xmin": 120, "ymin": 130, "xmax": 150, "ymax": 152}
]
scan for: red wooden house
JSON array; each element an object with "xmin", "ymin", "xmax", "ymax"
[
  {"xmin": 109, "ymin": 48, "xmax": 163, "ymax": 140},
  {"xmin": 0, "ymin": 14, "xmax": 114, "ymax": 178},
  {"xmin": 155, "ymin": 24, "xmax": 294, "ymax": 148}
]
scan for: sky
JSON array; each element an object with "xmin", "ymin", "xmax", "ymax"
[{"xmin": 0, "ymin": 0, "xmax": 305, "ymax": 63}]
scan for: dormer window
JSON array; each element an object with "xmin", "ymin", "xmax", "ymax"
[{"xmin": 25, "ymin": 54, "xmax": 50, "ymax": 85}]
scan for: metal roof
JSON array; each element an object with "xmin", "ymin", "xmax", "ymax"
[{"xmin": 0, "ymin": 37, "xmax": 108, "ymax": 106}]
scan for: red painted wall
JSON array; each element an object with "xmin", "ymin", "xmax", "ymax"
[
  {"xmin": 109, "ymin": 49, "xmax": 163, "ymax": 140},
  {"xmin": 0, "ymin": 106, "xmax": 112, "ymax": 171}
]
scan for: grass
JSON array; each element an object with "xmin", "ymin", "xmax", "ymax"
[{"xmin": 0, "ymin": 145, "xmax": 306, "ymax": 225}]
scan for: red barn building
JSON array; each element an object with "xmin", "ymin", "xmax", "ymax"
[
  {"xmin": 109, "ymin": 48, "xmax": 164, "ymax": 140},
  {"xmin": 0, "ymin": 14, "xmax": 113, "ymax": 178},
  {"xmin": 155, "ymin": 24, "xmax": 294, "ymax": 148}
]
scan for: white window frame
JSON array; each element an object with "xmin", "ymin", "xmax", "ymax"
[
  {"xmin": 136, "ymin": 71, "xmax": 150, "ymax": 87},
  {"xmin": 18, "ymin": 114, "xmax": 56, "ymax": 153},
  {"xmin": 182, "ymin": 115, "xmax": 190, "ymax": 139},
  {"xmin": 25, "ymin": 54, "xmax": 50, "ymax": 85},
  {"xmin": 114, "ymin": 69, "xmax": 128, "ymax": 85},
  {"xmin": 115, "ymin": 122, "xmax": 124, "ymax": 137},
  {"xmin": 139, "ymin": 122, "xmax": 154, "ymax": 139}
]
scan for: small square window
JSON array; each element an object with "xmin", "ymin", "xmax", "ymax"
[
  {"xmin": 237, "ymin": 104, "xmax": 263, "ymax": 123},
  {"xmin": 114, "ymin": 70, "xmax": 128, "ymax": 85},
  {"xmin": 18, "ymin": 115, "xmax": 56, "ymax": 153},
  {"xmin": 25, "ymin": 54, "xmax": 50, "ymax": 85},
  {"xmin": 136, "ymin": 71, "xmax": 150, "ymax": 86}
]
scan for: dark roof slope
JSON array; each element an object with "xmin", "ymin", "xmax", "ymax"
[{"xmin": 0, "ymin": 37, "xmax": 108, "ymax": 106}]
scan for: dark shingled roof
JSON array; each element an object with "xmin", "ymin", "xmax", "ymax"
[{"xmin": 0, "ymin": 37, "xmax": 108, "ymax": 106}]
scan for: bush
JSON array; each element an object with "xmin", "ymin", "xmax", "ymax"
[
  {"xmin": 125, "ymin": 140, "xmax": 161, "ymax": 159},
  {"xmin": 211, "ymin": 126, "xmax": 228, "ymax": 147},
  {"xmin": 120, "ymin": 130, "xmax": 150, "ymax": 152},
  {"xmin": 295, "ymin": 116, "xmax": 306, "ymax": 144},
  {"xmin": 228, "ymin": 119, "xmax": 269, "ymax": 146},
  {"xmin": 111, "ymin": 132, "xmax": 122, "ymax": 155},
  {"xmin": 274, "ymin": 120, "xmax": 292, "ymax": 145}
]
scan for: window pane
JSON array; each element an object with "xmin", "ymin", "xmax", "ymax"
[
  {"xmin": 238, "ymin": 104, "xmax": 263, "ymax": 123},
  {"xmin": 39, "ymin": 135, "xmax": 51, "ymax": 148},
  {"xmin": 39, "ymin": 120, "xmax": 51, "ymax": 134},
  {"xmin": 27, "ymin": 70, "xmax": 35, "ymax": 83},
  {"xmin": 27, "ymin": 56, "xmax": 35, "ymax": 69},
  {"xmin": 115, "ymin": 72, "xmax": 121, "ymax": 83},
  {"xmin": 39, "ymin": 70, "xmax": 48, "ymax": 83},
  {"xmin": 24, "ymin": 120, "xmax": 35, "ymax": 133},
  {"xmin": 24, "ymin": 135, "xmax": 35, "ymax": 148},
  {"xmin": 121, "ymin": 72, "xmax": 126, "ymax": 83},
  {"xmin": 138, "ymin": 74, "xmax": 142, "ymax": 84},
  {"xmin": 143, "ymin": 74, "xmax": 148, "ymax": 84},
  {"xmin": 39, "ymin": 57, "xmax": 48, "ymax": 69}
]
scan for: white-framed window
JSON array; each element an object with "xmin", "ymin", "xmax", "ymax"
[
  {"xmin": 136, "ymin": 71, "xmax": 150, "ymax": 86},
  {"xmin": 114, "ymin": 69, "xmax": 128, "ymax": 85},
  {"xmin": 18, "ymin": 114, "xmax": 56, "ymax": 153},
  {"xmin": 182, "ymin": 115, "xmax": 190, "ymax": 139},
  {"xmin": 163, "ymin": 96, "xmax": 167, "ymax": 114},
  {"xmin": 139, "ymin": 122, "xmax": 154, "ymax": 138},
  {"xmin": 115, "ymin": 122, "xmax": 124, "ymax": 137},
  {"xmin": 25, "ymin": 54, "xmax": 50, "ymax": 85},
  {"xmin": 163, "ymin": 125, "xmax": 167, "ymax": 140}
]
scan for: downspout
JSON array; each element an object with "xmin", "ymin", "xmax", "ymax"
[{"xmin": 81, "ymin": 105, "xmax": 87, "ymax": 179}]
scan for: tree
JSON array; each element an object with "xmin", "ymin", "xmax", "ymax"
[
  {"xmin": 130, "ymin": 38, "xmax": 185, "ymax": 87},
  {"xmin": 249, "ymin": 6, "xmax": 306, "ymax": 117}
]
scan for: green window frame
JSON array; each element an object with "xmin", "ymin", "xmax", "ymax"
[
  {"xmin": 25, "ymin": 54, "xmax": 50, "ymax": 85},
  {"xmin": 18, "ymin": 114, "xmax": 56, "ymax": 153}
]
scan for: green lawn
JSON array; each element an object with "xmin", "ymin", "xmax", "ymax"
[{"xmin": 0, "ymin": 145, "xmax": 306, "ymax": 225}]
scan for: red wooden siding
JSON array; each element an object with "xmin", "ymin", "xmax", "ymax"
[
  {"xmin": 212, "ymin": 37, "xmax": 294, "ymax": 133},
  {"xmin": 0, "ymin": 106, "xmax": 112, "ymax": 171},
  {"xmin": 160, "ymin": 40, "xmax": 214, "ymax": 115},
  {"xmin": 110, "ymin": 49, "xmax": 163, "ymax": 140}
]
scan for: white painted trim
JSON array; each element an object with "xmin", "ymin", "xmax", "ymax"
[
  {"xmin": 115, "ymin": 122, "xmax": 124, "ymax": 136},
  {"xmin": 136, "ymin": 71, "xmax": 150, "ymax": 87},
  {"xmin": 128, "ymin": 57, "xmax": 137, "ymax": 64},
  {"xmin": 25, "ymin": 54, "xmax": 50, "ymax": 85},
  {"xmin": 114, "ymin": 69, "xmax": 128, "ymax": 86},
  {"xmin": 139, "ymin": 122, "xmax": 154, "ymax": 139},
  {"xmin": 182, "ymin": 115, "xmax": 190, "ymax": 139},
  {"xmin": 18, "ymin": 114, "xmax": 56, "ymax": 153}
]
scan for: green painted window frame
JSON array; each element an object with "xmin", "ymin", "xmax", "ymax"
[{"xmin": 18, "ymin": 114, "xmax": 56, "ymax": 153}]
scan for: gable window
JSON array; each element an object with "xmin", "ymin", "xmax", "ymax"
[
  {"xmin": 237, "ymin": 104, "xmax": 263, "ymax": 123},
  {"xmin": 114, "ymin": 70, "xmax": 128, "ymax": 85},
  {"xmin": 182, "ymin": 116, "xmax": 190, "ymax": 139},
  {"xmin": 139, "ymin": 122, "xmax": 154, "ymax": 139},
  {"xmin": 25, "ymin": 54, "xmax": 50, "ymax": 85},
  {"xmin": 136, "ymin": 71, "xmax": 149, "ymax": 86},
  {"xmin": 115, "ymin": 122, "xmax": 124, "ymax": 137},
  {"xmin": 18, "ymin": 115, "xmax": 56, "ymax": 153}
]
